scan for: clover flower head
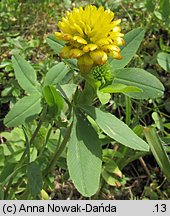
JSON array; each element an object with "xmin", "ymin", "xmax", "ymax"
[{"xmin": 55, "ymin": 5, "xmax": 125, "ymax": 74}]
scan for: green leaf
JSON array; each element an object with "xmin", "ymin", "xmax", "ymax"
[
  {"xmin": 154, "ymin": 11, "xmax": 163, "ymax": 20},
  {"xmin": 101, "ymin": 83, "xmax": 142, "ymax": 93},
  {"xmin": 0, "ymin": 163, "xmax": 16, "ymax": 183},
  {"xmin": 4, "ymin": 94, "xmax": 42, "ymax": 127},
  {"xmin": 0, "ymin": 147, "xmax": 5, "ymax": 166},
  {"xmin": 81, "ymin": 106, "xmax": 149, "ymax": 152},
  {"xmin": 46, "ymin": 35, "xmax": 65, "ymax": 54},
  {"xmin": 8, "ymin": 149, "xmax": 24, "ymax": 163},
  {"xmin": 102, "ymin": 169, "xmax": 121, "ymax": 187},
  {"xmin": 152, "ymin": 112, "xmax": 164, "ymax": 131},
  {"xmin": 43, "ymin": 85, "xmax": 63, "ymax": 115},
  {"xmin": 61, "ymin": 84, "xmax": 77, "ymax": 99},
  {"xmin": 12, "ymin": 54, "xmax": 40, "ymax": 94},
  {"xmin": 67, "ymin": 110, "xmax": 102, "ymax": 197},
  {"xmin": 157, "ymin": 52, "xmax": 170, "ymax": 72},
  {"xmin": 113, "ymin": 68, "xmax": 164, "ymax": 99},
  {"xmin": 44, "ymin": 62, "xmax": 69, "ymax": 86},
  {"xmin": 97, "ymin": 89, "xmax": 110, "ymax": 105},
  {"xmin": 40, "ymin": 189, "xmax": 49, "ymax": 200},
  {"xmin": 164, "ymin": 123, "xmax": 170, "ymax": 129},
  {"xmin": 144, "ymin": 127, "xmax": 170, "ymax": 182},
  {"xmin": 109, "ymin": 28, "xmax": 145, "ymax": 69},
  {"xmin": 160, "ymin": 0, "xmax": 170, "ymax": 22},
  {"xmin": 102, "ymin": 149, "xmax": 123, "ymax": 160},
  {"xmin": 0, "ymin": 187, "xmax": 4, "ymax": 200},
  {"xmin": 145, "ymin": 0, "xmax": 155, "ymax": 12},
  {"xmin": 104, "ymin": 160, "xmax": 122, "ymax": 178},
  {"xmin": 27, "ymin": 161, "xmax": 43, "ymax": 197}
]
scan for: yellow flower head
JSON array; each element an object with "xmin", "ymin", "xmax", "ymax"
[{"xmin": 55, "ymin": 5, "xmax": 125, "ymax": 74}]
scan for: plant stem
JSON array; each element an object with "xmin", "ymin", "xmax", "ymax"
[
  {"xmin": 43, "ymin": 122, "xmax": 73, "ymax": 176},
  {"xmin": 120, "ymin": 3, "xmax": 134, "ymax": 26},
  {"xmin": 125, "ymin": 96, "xmax": 131, "ymax": 126},
  {"xmin": 29, "ymin": 106, "xmax": 47, "ymax": 145},
  {"xmin": 19, "ymin": 0, "xmax": 24, "ymax": 33},
  {"xmin": 119, "ymin": 96, "xmax": 132, "ymax": 160},
  {"xmin": 22, "ymin": 126, "xmax": 30, "ymax": 164},
  {"xmin": 39, "ymin": 123, "xmax": 53, "ymax": 156},
  {"xmin": 139, "ymin": 157, "xmax": 151, "ymax": 178}
]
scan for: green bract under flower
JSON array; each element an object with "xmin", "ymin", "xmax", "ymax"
[{"xmin": 55, "ymin": 5, "xmax": 125, "ymax": 74}]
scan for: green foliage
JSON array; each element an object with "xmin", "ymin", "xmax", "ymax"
[
  {"xmin": 67, "ymin": 110, "xmax": 102, "ymax": 196},
  {"xmin": 112, "ymin": 68, "xmax": 165, "ymax": 99},
  {"xmin": 0, "ymin": 163, "xmax": 16, "ymax": 184},
  {"xmin": 160, "ymin": 0, "xmax": 170, "ymax": 23},
  {"xmin": 144, "ymin": 127, "xmax": 170, "ymax": 182},
  {"xmin": 96, "ymin": 89, "xmax": 111, "ymax": 105},
  {"xmin": 102, "ymin": 154, "xmax": 123, "ymax": 187},
  {"xmin": 12, "ymin": 54, "xmax": 41, "ymax": 94},
  {"xmin": 157, "ymin": 52, "xmax": 170, "ymax": 72},
  {"xmin": 43, "ymin": 85, "xmax": 63, "ymax": 116},
  {"xmin": 27, "ymin": 162, "xmax": 43, "ymax": 197},
  {"xmin": 4, "ymin": 94, "xmax": 42, "ymax": 127},
  {"xmin": 81, "ymin": 106, "xmax": 149, "ymax": 152},
  {"xmin": 101, "ymin": 83, "xmax": 142, "ymax": 94},
  {"xmin": 46, "ymin": 35, "xmax": 64, "ymax": 55},
  {"xmin": 44, "ymin": 62, "xmax": 69, "ymax": 86}
]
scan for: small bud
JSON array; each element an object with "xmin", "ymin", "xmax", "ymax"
[{"xmin": 90, "ymin": 64, "xmax": 113, "ymax": 85}]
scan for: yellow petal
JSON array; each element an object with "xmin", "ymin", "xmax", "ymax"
[
  {"xmin": 112, "ymin": 19, "xmax": 121, "ymax": 27},
  {"xmin": 59, "ymin": 46, "xmax": 72, "ymax": 58},
  {"xmin": 102, "ymin": 44, "xmax": 120, "ymax": 53},
  {"xmin": 77, "ymin": 54, "xmax": 94, "ymax": 74},
  {"xmin": 58, "ymin": 21, "xmax": 72, "ymax": 34},
  {"xmin": 98, "ymin": 6, "xmax": 105, "ymax": 13},
  {"xmin": 95, "ymin": 38, "xmax": 112, "ymax": 46},
  {"xmin": 66, "ymin": 11, "xmax": 71, "ymax": 18},
  {"xmin": 84, "ymin": 23, "xmax": 92, "ymax": 35},
  {"xmin": 113, "ymin": 37, "xmax": 125, "ymax": 46},
  {"xmin": 90, "ymin": 50, "xmax": 108, "ymax": 65},
  {"xmin": 74, "ymin": 23, "xmax": 84, "ymax": 36},
  {"xmin": 109, "ymin": 32, "xmax": 124, "ymax": 38},
  {"xmin": 62, "ymin": 34, "xmax": 73, "ymax": 40},
  {"xmin": 109, "ymin": 51, "xmax": 122, "ymax": 60},
  {"xmin": 73, "ymin": 36, "xmax": 87, "ymax": 44},
  {"xmin": 83, "ymin": 44, "xmax": 98, "ymax": 52},
  {"xmin": 112, "ymin": 26, "xmax": 121, "ymax": 32},
  {"xmin": 54, "ymin": 32, "xmax": 62, "ymax": 40},
  {"xmin": 55, "ymin": 32, "xmax": 72, "ymax": 41},
  {"xmin": 69, "ymin": 49, "xmax": 84, "ymax": 58}
]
